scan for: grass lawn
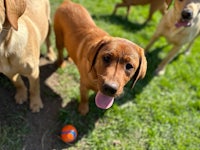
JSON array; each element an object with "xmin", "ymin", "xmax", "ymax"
[{"xmin": 1, "ymin": 0, "xmax": 200, "ymax": 149}]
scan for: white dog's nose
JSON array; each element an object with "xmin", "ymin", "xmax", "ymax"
[{"xmin": 181, "ymin": 9, "xmax": 193, "ymax": 20}]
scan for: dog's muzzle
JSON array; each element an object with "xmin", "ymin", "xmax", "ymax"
[
  {"xmin": 175, "ymin": 9, "xmax": 193, "ymax": 27},
  {"xmin": 102, "ymin": 82, "xmax": 118, "ymax": 96},
  {"xmin": 181, "ymin": 9, "xmax": 193, "ymax": 21}
]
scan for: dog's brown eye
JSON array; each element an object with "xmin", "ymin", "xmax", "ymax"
[
  {"xmin": 126, "ymin": 63, "xmax": 133, "ymax": 70},
  {"xmin": 103, "ymin": 55, "xmax": 111, "ymax": 64}
]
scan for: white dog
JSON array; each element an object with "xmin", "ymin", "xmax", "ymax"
[{"xmin": 146, "ymin": 0, "xmax": 200, "ymax": 75}]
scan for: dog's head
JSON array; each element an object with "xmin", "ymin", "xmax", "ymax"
[
  {"xmin": 0, "ymin": 0, "xmax": 26, "ymax": 32},
  {"xmin": 88, "ymin": 37, "xmax": 147, "ymax": 109},
  {"xmin": 171, "ymin": 0, "xmax": 200, "ymax": 27}
]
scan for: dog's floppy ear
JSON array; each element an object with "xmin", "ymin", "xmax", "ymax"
[
  {"xmin": 88, "ymin": 37, "xmax": 111, "ymax": 71},
  {"xmin": 131, "ymin": 46, "xmax": 147, "ymax": 88},
  {"xmin": 5, "ymin": 0, "xmax": 26, "ymax": 30}
]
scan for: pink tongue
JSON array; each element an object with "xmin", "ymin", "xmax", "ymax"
[
  {"xmin": 175, "ymin": 21, "xmax": 191, "ymax": 28},
  {"xmin": 95, "ymin": 92, "xmax": 114, "ymax": 109}
]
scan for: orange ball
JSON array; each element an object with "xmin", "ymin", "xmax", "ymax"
[{"xmin": 61, "ymin": 125, "xmax": 78, "ymax": 143}]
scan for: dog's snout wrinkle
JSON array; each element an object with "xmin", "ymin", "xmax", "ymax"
[
  {"xmin": 102, "ymin": 82, "xmax": 118, "ymax": 96},
  {"xmin": 182, "ymin": 9, "xmax": 193, "ymax": 20}
]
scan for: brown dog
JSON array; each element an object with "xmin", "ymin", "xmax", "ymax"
[
  {"xmin": 0, "ymin": 0, "xmax": 55, "ymax": 112},
  {"xmin": 145, "ymin": 0, "xmax": 200, "ymax": 75},
  {"xmin": 112, "ymin": 0, "xmax": 168, "ymax": 23},
  {"xmin": 54, "ymin": 0, "xmax": 147, "ymax": 115}
]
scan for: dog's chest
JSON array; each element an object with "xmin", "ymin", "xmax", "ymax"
[
  {"xmin": 0, "ymin": 42, "xmax": 24, "ymax": 74},
  {"xmin": 0, "ymin": 47, "xmax": 16, "ymax": 73},
  {"xmin": 165, "ymin": 25, "xmax": 200, "ymax": 44}
]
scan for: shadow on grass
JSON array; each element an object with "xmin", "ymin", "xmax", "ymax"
[
  {"xmin": 0, "ymin": 56, "xmax": 106, "ymax": 149},
  {"xmin": 0, "ymin": 57, "xmax": 63, "ymax": 150},
  {"xmin": 57, "ymin": 95, "xmax": 106, "ymax": 148},
  {"xmin": 58, "ymin": 47, "xmax": 165, "ymax": 149},
  {"xmin": 0, "ymin": 46, "xmax": 166, "ymax": 149},
  {"xmin": 92, "ymin": 14, "xmax": 147, "ymax": 32}
]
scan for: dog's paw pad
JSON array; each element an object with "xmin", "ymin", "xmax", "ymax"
[
  {"xmin": 46, "ymin": 47, "xmax": 57, "ymax": 61},
  {"xmin": 30, "ymin": 100, "xmax": 43, "ymax": 113},
  {"xmin": 78, "ymin": 103, "xmax": 89, "ymax": 116},
  {"xmin": 155, "ymin": 68, "xmax": 165, "ymax": 76},
  {"xmin": 15, "ymin": 88, "xmax": 27, "ymax": 104}
]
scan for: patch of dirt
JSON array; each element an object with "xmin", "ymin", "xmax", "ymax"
[
  {"xmin": 0, "ymin": 57, "xmax": 65, "ymax": 150},
  {"xmin": 0, "ymin": 57, "xmax": 108, "ymax": 150}
]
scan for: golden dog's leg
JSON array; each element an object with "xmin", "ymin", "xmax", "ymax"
[
  {"xmin": 28, "ymin": 67, "xmax": 43, "ymax": 112},
  {"xmin": 55, "ymin": 30, "xmax": 66, "ymax": 68},
  {"xmin": 45, "ymin": 22, "xmax": 56, "ymax": 61},
  {"xmin": 184, "ymin": 37, "xmax": 196, "ymax": 55},
  {"xmin": 78, "ymin": 80, "xmax": 89, "ymax": 115},
  {"xmin": 146, "ymin": 4, "xmax": 158, "ymax": 24},
  {"xmin": 126, "ymin": 5, "xmax": 131, "ymax": 19},
  {"xmin": 112, "ymin": 3, "xmax": 130, "ymax": 18},
  {"xmin": 56, "ymin": 47, "xmax": 67, "ymax": 68},
  {"xmin": 7, "ymin": 73, "xmax": 27, "ymax": 104},
  {"xmin": 145, "ymin": 33, "xmax": 160, "ymax": 53},
  {"xmin": 155, "ymin": 45, "xmax": 181, "ymax": 75}
]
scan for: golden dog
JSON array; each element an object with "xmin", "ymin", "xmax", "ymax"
[
  {"xmin": 112, "ymin": 0, "xmax": 168, "ymax": 24},
  {"xmin": 54, "ymin": 0, "xmax": 147, "ymax": 115},
  {"xmin": 0, "ymin": 0, "xmax": 55, "ymax": 112},
  {"xmin": 145, "ymin": 0, "xmax": 200, "ymax": 75}
]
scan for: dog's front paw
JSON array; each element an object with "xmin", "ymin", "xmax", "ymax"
[
  {"xmin": 56, "ymin": 59, "xmax": 67, "ymax": 68},
  {"xmin": 184, "ymin": 49, "xmax": 191, "ymax": 56},
  {"xmin": 78, "ymin": 102, "xmax": 89, "ymax": 116},
  {"xmin": 155, "ymin": 67, "xmax": 165, "ymax": 76},
  {"xmin": 30, "ymin": 98, "xmax": 43, "ymax": 113},
  {"xmin": 15, "ymin": 87, "xmax": 27, "ymax": 104},
  {"xmin": 46, "ymin": 47, "xmax": 57, "ymax": 61}
]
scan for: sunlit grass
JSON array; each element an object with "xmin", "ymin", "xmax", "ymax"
[{"xmin": 0, "ymin": 0, "xmax": 199, "ymax": 149}]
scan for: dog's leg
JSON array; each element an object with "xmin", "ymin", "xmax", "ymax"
[
  {"xmin": 159, "ymin": 3, "xmax": 168, "ymax": 15},
  {"xmin": 7, "ymin": 73, "xmax": 27, "ymax": 104},
  {"xmin": 112, "ymin": 3, "xmax": 119, "ymax": 15},
  {"xmin": 126, "ymin": 5, "xmax": 131, "ymax": 19},
  {"xmin": 27, "ymin": 67, "xmax": 43, "ymax": 112},
  {"xmin": 112, "ymin": 3, "xmax": 130, "ymax": 17},
  {"xmin": 155, "ymin": 45, "xmax": 181, "ymax": 75},
  {"xmin": 56, "ymin": 47, "xmax": 66, "ymax": 68},
  {"xmin": 145, "ymin": 4, "xmax": 156, "ymax": 24},
  {"xmin": 55, "ymin": 29, "xmax": 66, "ymax": 68},
  {"xmin": 184, "ymin": 37, "xmax": 197, "ymax": 55},
  {"xmin": 78, "ymin": 80, "xmax": 89, "ymax": 115},
  {"xmin": 145, "ymin": 33, "xmax": 160, "ymax": 52},
  {"xmin": 45, "ymin": 21, "xmax": 56, "ymax": 61}
]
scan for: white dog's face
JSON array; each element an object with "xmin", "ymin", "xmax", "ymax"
[{"xmin": 174, "ymin": 0, "xmax": 200, "ymax": 27}]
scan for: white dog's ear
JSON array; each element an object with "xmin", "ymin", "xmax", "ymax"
[
  {"xmin": 131, "ymin": 46, "xmax": 147, "ymax": 88},
  {"xmin": 5, "ymin": 0, "xmax": 26, "ymax": 30}
]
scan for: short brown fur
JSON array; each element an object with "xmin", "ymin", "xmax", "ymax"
[
  {"xmin": 112, "ymin": 0, "xmax": 168, "ymax": 23},
  {"xmin": 54, "ymin": 0, "xmax": 147, "ymax": 115}
]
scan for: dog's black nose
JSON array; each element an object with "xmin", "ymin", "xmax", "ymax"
[
  {"xmin": 102, "ymin": 82, "xmax": 118, "ymax": 96},
  {"xmin": 181, "ymin": 9, "xmax": 193, "ymax": 20}
]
